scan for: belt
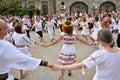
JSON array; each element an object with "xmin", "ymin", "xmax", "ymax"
[
  {"xmin": 15, "ymin": 44, "xmax": 26, "ymax": 48},
  {"xmin": 0, "ymin": 73, "xmax": 8, "ymax": 80},
  {"xmin": 64, "ymin": 43, "xmax": 73, "ymax": 45}
]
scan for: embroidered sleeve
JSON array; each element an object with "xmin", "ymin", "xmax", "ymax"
[
  {"xmin": 23, "ymin": 34, "xmax": 34, "ymax": 45},
  {"xmin": 4, "ymin": 42, "xmax": 41, "ymax": 70},
  {"xmin": 82, "ymin": 50, "xmax": 106, "ymax": 68}
]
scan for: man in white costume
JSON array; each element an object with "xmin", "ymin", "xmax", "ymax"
[{"xmin": 0, "ymin": 19, "xmax": 53, "ymax": 80}]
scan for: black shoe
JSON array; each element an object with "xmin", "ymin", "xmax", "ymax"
[{"xmin": 68, "ymin": 71, "xmax": 71, "ymax": 76}]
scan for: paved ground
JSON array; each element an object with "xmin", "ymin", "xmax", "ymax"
[{"xmin": 9, "ymin": 28, "xmax": 118, "ymax": 80}]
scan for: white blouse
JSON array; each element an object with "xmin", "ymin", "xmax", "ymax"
[
  {"xmin": 13, "ymin": 33, "xmax": 34, "ymax": 45},
  {"xmin": 33, "ymin": 21, "xmax": 43, "ymax": 32},
  {"xmin": 83, "ymin": 49, "xmax": 120, "ymax": 80},
  {"xmin": 0, "ymin": 40, "xmax": 41, "ymax": 74},
  {"xmin": 45, "ymin": 21, "xmax": 55, "ymax": 31}
]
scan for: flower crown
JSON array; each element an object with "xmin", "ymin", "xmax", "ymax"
[{"xmin": 63, "ymin": 23, "xmax": 73, "ymax": 27}]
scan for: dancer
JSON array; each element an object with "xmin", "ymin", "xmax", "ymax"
[
  {"xmin": 52, "ymin": 29, "xmax": 120, "ymax": 80},
  {"xmin": 13, "ymin": 23, "xmax": 42, "ymax": 79},
  {"xmin": 45, "ymin": 17, "xmax": 55, "ymax": 42},
  {"xmin": 90, "ymin": 16, "xmax": 102, "ymax": 42},
  {"xmin": 31, "ymin": 16, "xmax": 45, "ymax": 42},
  {"xmin": 81, "ymin": 16, "xmax": 90, "ymax": 41},
  {"xmin": 22, "ymin": 15, "xmax": 31, "ymax": 38},
  {"xmin": 42, "ymin": 20, "xmax": 91, "ymax": 80},
  {"xmin": 0, "ymin": 19, "xmax": 53, "ymax": 80}
]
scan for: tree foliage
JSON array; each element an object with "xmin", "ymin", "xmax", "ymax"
[{"xmin": 0, "ymin": 0, "xmax": 37, "ymax": 16}]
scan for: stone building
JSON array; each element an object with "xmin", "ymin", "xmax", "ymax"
[{"xmin": 19, "ymin": 0, "xmax": 120, "ymax": 15}]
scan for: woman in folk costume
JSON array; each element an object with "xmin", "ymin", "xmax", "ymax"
[
  {"xmin": 81, "ymin": 16, "xmax": 90, "ymax": 41},
  {"xmin": 52, "ymin": 29, "xmax": 120, "ymax": 80},
  {"xmin": 31, "ymin": 16, "xmax": 45, "ymax": 42},
  {"xmin": 22, "ymin": 15, "xmax": 31, "ymax": 38},
  {"xmin": 12, "ymin": 23, "xmax": 42, "ymax": 79},
  {"xmin": 42, "ymin": 20, "xmax": 91, "ymax": 80},
  {"xmin": 93, "ymin": 17, "xmax": 111, "ymax": 50},
  {"xmin": 0, "ymin": 19, "xmax": 53, "ymax": 80},
  {"xmin": 71, "ymin": 16, "xmax": 80, "ymax": 35},
  {"xmin": 5, "ymin": 16, "xmax": 16, "ymax": 42},
  {"xmin": 90, "ymin": 16, "xmax": 102, "ymax": 42},
  {"xmin": 57, "ymin": 17, "xmax": 65, "ymax": 32},
  {"xmin": 87, "ymin": 14, "xmax": 94, "ymax": 34},
  {"xmin": 45, "ymin": 17, "xmax": 55, "ymax": 42}
]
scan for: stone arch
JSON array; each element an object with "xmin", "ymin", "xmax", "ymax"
[
  {"xmin": 42, "ymin": 5, "xmax": 48, "ymax": 15},
  {"xmin": 99, "ymin": 1, "xmax": 116, "ymax": 13},
  {"xmin": 70, "ymin": 1, "xmax": 88, "ymax": 15}
]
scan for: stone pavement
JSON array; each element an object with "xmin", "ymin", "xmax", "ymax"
[{"xmin": 9, "ymin": 28, "xmax": 118, "ymax": 80}]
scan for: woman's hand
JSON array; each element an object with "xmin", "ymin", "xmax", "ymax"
[
  {"xmin": 41, "ymin": 44, "xmax": 49, "ymax": 48},
  {"xmin": 51, "ymin": 64, "xmax": 63, "ymax": 71}
]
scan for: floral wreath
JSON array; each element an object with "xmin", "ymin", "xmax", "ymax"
[{"xmin": 63, "ymin": 23, "xmax": 73, "ymax": 27}]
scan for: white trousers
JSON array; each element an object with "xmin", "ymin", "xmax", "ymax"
[{"xmin": 48, "ymin": 30, "xmax": 54, "ymax": 40}]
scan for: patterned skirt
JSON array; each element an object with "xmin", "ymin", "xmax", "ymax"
[{"xmin": 58, "ymin": 52, "xmax": 76, "ymax": 65}]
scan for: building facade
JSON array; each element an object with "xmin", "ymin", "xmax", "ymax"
[{"xmin": 19, "ymin": 0, "xmax": 120, "ymax": 15}]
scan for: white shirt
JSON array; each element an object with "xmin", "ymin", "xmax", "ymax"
[
  {"xmin": 83, "ymin": 49, "xmax": 120, "ymax": 80},
  {"xmin": 0, "ymin": 40, "xmax": 41, "ymax": 74},
  {"xmin": 13, "ymin": 33, "xmax": 34, "ymax": 45},
  {"xmin": 74, "ymin": 19, "xmax": 80, "ymax": 26},
  {"xmin": 8, "ymin": 22, "xmax": 15, "ymax": 35},
  {"xmin": 22, "ymin": 24, "xmax": 29, "ymax": 31},
  {"xmin": 45, "ymin": 21, "xmax": 55, "ymax": 32},
  {"xmin": 90, "ymin": 21, "xmax": 102, "ymax": 40},
  {"xmin": 87, "ymin": 17, "xmax": 94, "ymax": 23},
  {"xmin": 22, "ymin": 18, "xmax": 31, "ymax": 27},
  {"xmin": 57, "ymin": 20, "xmax": 65, "ymax": 26},
  {"xmin": 34, "ymin": 21, "xmax": 43, "ymax": 32},
  {"xmin": 51, "ymin": 19, "xmax": 56, "ymax": 24}
]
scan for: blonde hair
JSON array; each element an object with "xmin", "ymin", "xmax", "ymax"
[
  {"xmin": 79, "ymin": 18, "xmax": 83, "ymax": 22},
  {"xmin": 82, "ymin": 16, "xmax": 87, "ymax": 22}
]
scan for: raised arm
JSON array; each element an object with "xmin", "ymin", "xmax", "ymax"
[
  {"xmin": 52, "ymin": 62, "xmax": 86, "ymax": 71},
  {"xmin": 42, "ymin": 34, "xmax": 62, "ymax": 47},
  {"xmin": 76, "ymin": 35, "xmax": 91, "ymax": 46}
]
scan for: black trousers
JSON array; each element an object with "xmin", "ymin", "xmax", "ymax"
[
  {"xmin": 26, "ymin": 30, "xmax": 31, "ymax": 38},
  {"xmin": 0, "ymin": 74, "xmax": 19, "ymax": 80},
  {"xmin": 117, "ymin": 34, "xmax": 120, "ymax": 47},
  {"xmin": 36, "ymin": 31, "xmax": 43, "ymax": 37},
  {"xmin": 14, "ymin": 78, "xmax": 19, "ymax": 80}
]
